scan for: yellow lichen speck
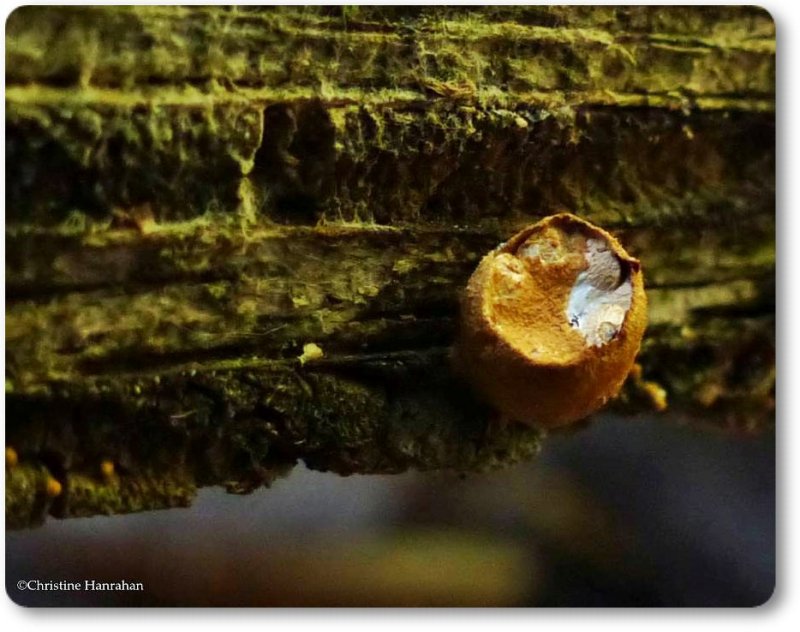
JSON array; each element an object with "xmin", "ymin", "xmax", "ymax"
[{"xmin": 299, "ymin": 342, "xmax": 324, "ymax": 365}]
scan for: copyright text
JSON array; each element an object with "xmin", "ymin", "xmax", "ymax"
[{"xmin": 16, "ymin": 579, "xmax": 144, "ymax": 592}]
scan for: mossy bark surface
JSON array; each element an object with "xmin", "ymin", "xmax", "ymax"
[{"xmin": 5, "ymin": 6, "xmax": 775, "ymax": 528}]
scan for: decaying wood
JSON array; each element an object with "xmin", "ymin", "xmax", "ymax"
[{"xmin": 5, "ymin": 6, "xmax": 775, "ymax": 528}]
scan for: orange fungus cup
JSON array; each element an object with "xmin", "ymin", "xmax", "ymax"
[{"xmin": 454, "ymin": 213, "xmax": 647, "ymax": 428}]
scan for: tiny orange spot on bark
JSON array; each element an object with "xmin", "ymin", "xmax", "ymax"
[
  {"xmin": 100, "ymin": 459, "xmax": 116, "ymax": 480},
  {"xmin": 6, "ymin": 446, "xmax": 18, "ymax": 468},
  {"xmin": 45, "ymin": 477, "xmax": 62, "ymax": 498}
]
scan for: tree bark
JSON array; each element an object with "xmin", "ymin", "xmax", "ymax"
[{"xmin": 5, "ymin": 6, "xmax": 775, "ymax": 528}]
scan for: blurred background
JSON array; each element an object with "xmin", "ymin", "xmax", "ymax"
[{"xmin": 6, "ymin": 413, "xmax": 774, "ymax": 607}]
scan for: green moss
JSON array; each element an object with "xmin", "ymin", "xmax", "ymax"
[
  {"xmin": 5, "ymin": 463, "xmax": 51, "ymax": 529},
  {"xmin": 6, "ymin": 5, "xmax": 774, "ymax": 225},
  {"xmin": 6, "ymin": 6, "xmax": 774, "ymax": 98},
  {"xmin": 65, "ymin": 472, "xmax": 195, "ymax": 518},
  {"xmin": 5, "ymin": 346, "xmax": 546, "ymax": 526},
  {"xmin": 6, "ymin": 97, "xmax": 263, "ymax": 225}
]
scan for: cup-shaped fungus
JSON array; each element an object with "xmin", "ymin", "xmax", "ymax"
[{"xmin": 454, "ymin": 213, "xmax": 647, "ymax": 428}]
